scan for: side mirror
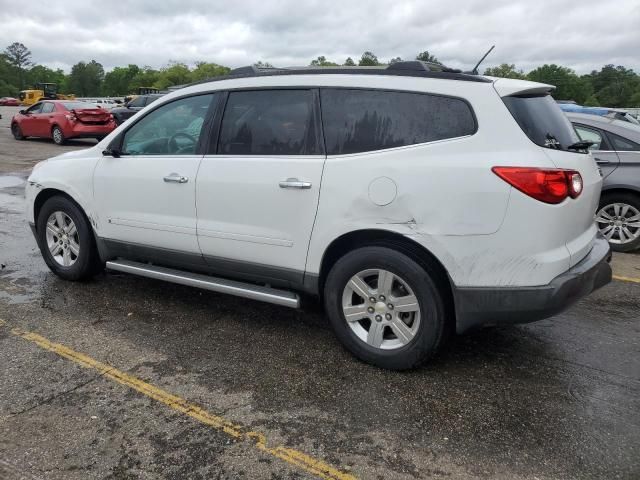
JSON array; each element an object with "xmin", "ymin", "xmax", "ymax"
[{"xmin": 19, "ymin": 109, "xmax": 26, "ymax": 115}]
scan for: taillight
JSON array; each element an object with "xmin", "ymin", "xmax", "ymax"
[
  {"xmin": 492, "ymin": 167, "xmax": 583, "ymax": 204},
  {"xmin": 65, "ymin": 114, "xmax": 76, "ymax": 122}
]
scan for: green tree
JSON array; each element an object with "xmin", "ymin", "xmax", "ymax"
[
  {"xmin": 102, "ymin": 64, "xmax": 140, "ymax": 96},
  {"xmin": 629, "ymin": 91, "xmax": 640, "ymax": 106},
  {"xmin": 155, "ymin": 61, "xmax": 191, "ymax": 89},
  {"xmin": 4, "ymin": 42, "xmax": 32, "ymax": 88},
  {"xmin": 67, "ymin": 60, "xmax": 105, "ymax": 96},
  {"xmin": 0, "ymin": 54, "xmax": 19, "ymax": 96},
  {"xmin": 26, "ymin": 65, "xmax": 66, "ymax": 88},
  {"xmin": 527, "ymin": 64, "xmax": 586, "ymax": 102},
  {"xmin": 587, "ymin": 65, "xmax": 640, "ymax": 107},
  {"xmin": 416, "ymin": 51, "xmax": 439, "ymax": 64},
  {"xmin": 484, "ymin": 63, "xmax": 526, "ymax": 79},
  {"xmin": 358, "ymin": 51, "xmax": 379, "ymax": 66},
  {"xmin": 343, "ymin": 57, "xmax": 356, "ymax": 66},
  {"xmin": 190, "ymin": 62, "xmax": 230, "ymax": 82},
  {"xmin": 583, "ymin": 94, "xmax": 601, "ymax": 107},
  {"xmin": 310, "ymin": 56, "xmax": 338, "ymax": 67},
  {"xmin": 129, "ymin": 66, "xmax": 160, "ymax": 92}
]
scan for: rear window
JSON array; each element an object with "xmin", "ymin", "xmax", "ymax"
[
  {"xmin": 62, "ymin": 101, "xmax": 99, "ymax": 110},
  {"xmin": 503, "ymin": 94, "xmax": 580, "ymax": 151},
  {"xmin": 321, "ymin": 89, "xmax": 476, "ymax": 155}
]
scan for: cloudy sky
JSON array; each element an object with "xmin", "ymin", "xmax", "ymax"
[{"xmin": 1, "ymin": 0, "xmax": 639, "ymax": 74}]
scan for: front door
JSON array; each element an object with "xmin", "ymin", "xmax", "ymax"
[
  {"xmin": 20, "ymin": 102, "xmax": 44, "ymax": 136},
  {"xmin": 574, "ymin": 123, "xmax": 620, "ymax": 178},
  {"xmin": 196, "ymin": 89, "xmax": 325, "ymax": 285},
  {"xmin": 94, "ymin": 93, "xmax": 217, "ymax": 259}
]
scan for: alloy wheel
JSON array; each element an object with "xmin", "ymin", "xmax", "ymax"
[
  {"xmin": 596, "ymin": 203, "xmax": 640, "ymax": 245},
  {"xmin": 341, "ymin": 269, "xmax": 421, "ymax": 350},
  {"xmin": 45, "ymin": 211, "xmax": 80, "ymax": 266}
]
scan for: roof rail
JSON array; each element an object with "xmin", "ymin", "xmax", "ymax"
[
  {"xmin": 386, "ymin": 60, "xmax": 463, "ymax": 74},
  {"xmin": 228, "ymin": 65, "xmax": 281, "ymax": 76}
]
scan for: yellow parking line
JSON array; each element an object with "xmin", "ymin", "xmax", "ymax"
[
  {"xmin": 613, "ymin": 275, "xmax": 640, "ymax": 284},
  {"xmin": 1, "ymin": 320, "xmax": 355, "ymax": 480}
]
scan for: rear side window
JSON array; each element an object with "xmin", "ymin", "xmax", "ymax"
[
  {"xmin": 608, "ymin": 132, "xmax": 640, "ymax": 151},
  {"xmin": 573, "ymin": 124, "xmax": 611, "ymax": 151},
  {"xmin": 218, "ymin": 90, "xmax": 319, "ymax": 155},
  {"xmin": 320, "ymin": 89, "xmax": 476, "ymax": 155},
  {"xmin": 503, "ymin": 94, "xmax": 580, "ymax": 151}
]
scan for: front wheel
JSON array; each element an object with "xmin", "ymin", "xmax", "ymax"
[
  {"xmin": 324, "ymin": 246, "xmax": 447, "ymax": 370},
  {"xmin": 11, "ymin": 123, "xmax": 25, "ymax": 140},
  {"xmin": 52, "ymin": 125, "xmax": 66, "ymax": 145},
  {"xmin": 596, "ymin": 193, "xmax": 640, "ymax": 252},
  {"xmin": 36, "ymin": 196, "xmax": 103, "ymax": 280}
]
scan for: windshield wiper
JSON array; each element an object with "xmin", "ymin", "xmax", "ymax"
[{"xmin": 567, "ymin": 140, "xmax": 594, "ymax": 152}]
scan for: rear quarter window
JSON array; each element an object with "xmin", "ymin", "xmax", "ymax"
[
  {"xmin": 503, "ymin": 94, "xmax": 580, "ymax": 151},
  {"xmin": 320, "ymin": 89, "xmax": 476, "ymax": 155}
]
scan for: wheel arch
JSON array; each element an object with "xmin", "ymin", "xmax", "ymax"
[
  {"xmin": 600, "ymin": 186, "xmax": 640, "ymax": 198},
  {"xmin": 316, "ymin": 229, "xmax": 456, "ymax": 327}
]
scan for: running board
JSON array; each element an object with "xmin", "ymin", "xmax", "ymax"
[{"xmin": 106, "ymin": 260, "xmax": 300, "ymax": 308}]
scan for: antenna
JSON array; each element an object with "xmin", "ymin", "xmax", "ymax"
[{"xmin": 470, "ymin": 45, "xmax": 495, "ymax": 75}]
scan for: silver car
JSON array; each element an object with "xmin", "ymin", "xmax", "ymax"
[{"xmin": 568, "ymin": 112, "xmax": 640, "ymax": 251}]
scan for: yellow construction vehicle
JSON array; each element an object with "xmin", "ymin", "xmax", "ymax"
[{"xmin": 18, "ymin": 83, "xmax": 76, "ymax": 106}]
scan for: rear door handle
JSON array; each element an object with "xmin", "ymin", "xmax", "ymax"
[
  {"xmin": 594, "ymin": 158, "xmax": 610, "ymax": 165},
  {"xmin": 163, "ymin": 173, "xmax": 188, "ymax": 183},
  {"xmin": 279, "ymin": 178, "xmax": 312, "ymax": 189}
]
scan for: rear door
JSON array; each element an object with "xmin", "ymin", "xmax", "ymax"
[
  {"xmin": 35, "ymin": 102, "xmax": 56, "ymax": 136},
  {"xmin": 573, "ymin": 123, "xmax": 620, "ymax": 178},
  {"xmin": 196, "ymin": 89, "xmax": 325, "ymax": 286}
]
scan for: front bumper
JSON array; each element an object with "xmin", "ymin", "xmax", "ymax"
[{"xmin": 453, "ymin": 234, "xmax": 612, "ymax": 333}]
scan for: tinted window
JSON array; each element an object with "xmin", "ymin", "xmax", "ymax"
[
  {"xmin": 122, "ymin": 94, "xmax": 215, "ymax": 155},
  {"xmin": 26, "ymin": 103, "xmax": 43, "ymax": 114},
  {"xmin": 41, "ymin": 102, "xmax": 55, "ymax": 114},
  {"xmin": 320, "ymin": 89, "xmax": 475, "ymax": 155},
  {"xmin": 218, "ymin": 90, "xmax": 319, "ymax": 155},
  {"xmin": 574, "ymin": 124, "xmax": 609, "ymax": 151},
  {"xmin": 503, "ymin": 95, "xmax": 580, "ymax": 151},
  {"xmin": 128, "ymin": 96, "xmax": 146, "ymax": 108},
  {"xmin": 608, "ymin": 132, "xmax": 640, "ymax": 151}
]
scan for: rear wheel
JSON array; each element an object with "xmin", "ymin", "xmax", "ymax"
[
  {"xmin": 36, "ymin": 196, "xmax": 103, "ymax": 280},
  {"xmin": 52, "ymin": 125, "xmax": 66, "ymax": 145},
  {"xmin": 596, "ymin": 192, "xmax": 640, "ymax": 252},
  {"xmin": 324, "ymin": 246, "xmax": 447, "ymax": 370},
  {"xmin": 11, "ymin": 123, "xmax": 25, "ymax": 140}
]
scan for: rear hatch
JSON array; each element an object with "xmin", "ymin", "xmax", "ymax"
[
  {"xmin": 73, "ymin": 108, "xmax": 112, "ymax": 125},
  {"xmin": 496, "ymin": 81, "xmax": 602, "ymax": 266}
]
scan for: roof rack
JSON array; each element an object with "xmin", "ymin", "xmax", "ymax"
[{"xmin": 187, "ymin": 62, "xmax": 490, "ymax": 87}]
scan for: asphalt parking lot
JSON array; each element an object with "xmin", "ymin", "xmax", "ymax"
[{"xmin": 0, "ymin": 105, "xmax": 639, "ymax": 479}]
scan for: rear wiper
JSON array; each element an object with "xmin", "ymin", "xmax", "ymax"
[{"xmin": 567, "ymin": 140, "xmax": 594, "ymax": 151}]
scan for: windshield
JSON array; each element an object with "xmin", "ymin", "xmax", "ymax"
[{"xmin": 503, "ymin": 94, "xmax": 581, "ymax": 152}]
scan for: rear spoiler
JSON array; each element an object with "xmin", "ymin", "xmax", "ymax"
[{"xmin": 491, "ymin": 77, "xmax": 555, "ymax": 97}]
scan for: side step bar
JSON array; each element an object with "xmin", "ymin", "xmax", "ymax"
[{"xmin": 106, "ymin": 260, "xmax": 300, "ymax": 308}]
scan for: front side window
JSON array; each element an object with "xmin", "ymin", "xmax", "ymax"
[
  {"xmin": 320, "ymin": 89, "xmax": 476, "ymax": 155},
  {"xmin": 26, "ymin": 103, "xmax": 43, "ymax": 114},
  {"xmin": 128, "ymin": 96, "xmax": 146, "ymax": 108},
  {"xmin": 503, "ymin": 94, "xmax": 580, "ymax": 151},
  {"xmin": 121, "ymin": 94, "xmax": 215, "ymax": 156},
  {"xmin": 574, "ymin": 124, "xmax": 608, "ymax": 151},
  {"xmin": 218, "ymin": 90, "xmax": 319, "ymax": 155}
]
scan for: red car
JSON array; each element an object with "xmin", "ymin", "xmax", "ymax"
[
  {"xmin": 11, "ymin": 100, "xmax": 116, "ymax": 145},
  {"xmin": 0, "ymin": 97, "xmax": 20, "ymax": 106}
]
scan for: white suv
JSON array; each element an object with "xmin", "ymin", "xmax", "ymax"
[{"xmin": 26, "ymin": 62, "xmax": 612, "ymax": 369}]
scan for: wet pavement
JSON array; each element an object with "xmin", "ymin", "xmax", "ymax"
[{"xmin": 0, "ymin": 118, "xmax": 639, "ymax": 479}]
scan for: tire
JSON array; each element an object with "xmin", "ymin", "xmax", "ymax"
[
  {"xmin": 51, "ymin": 125, "xmax": 66, "ymax": 145},
  {"xmin": 324, "ymin": 246, "xmax": 447, "ymax": 370},
  {"xmin": 36, "ymin": 196, "xmax": 103, "ymax": 281},
  {"xmin": 11, "ymin": 123, "xmax": 25, "ymax": 140},
  {"xmin": 596, "ymin": 192, "xmax": 640, "ymax": 252}
]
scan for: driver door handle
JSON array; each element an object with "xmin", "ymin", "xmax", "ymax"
[
  {"xmin": 163, "ymin": 173, "xmax": 189, "ymax": 184},
  {"xmin": 594, "ymin": 158, "xmax": 610, "ymax": 165},
  {"xmin": 279, "ymin": 178, "xmax": 312, "ymax": 189}
]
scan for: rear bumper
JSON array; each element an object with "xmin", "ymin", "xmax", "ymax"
[
  {"xmin": 453, "ymin": 234, "xmax": 612, "ymax": 333},
  {"xmin": 65, "ymin": 123, "xmax": 115, "ymax": 138}
]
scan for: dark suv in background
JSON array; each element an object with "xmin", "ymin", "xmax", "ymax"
[{"xmin": 111, "ymin": 94, "xmax": 164, "ymax": 125}]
